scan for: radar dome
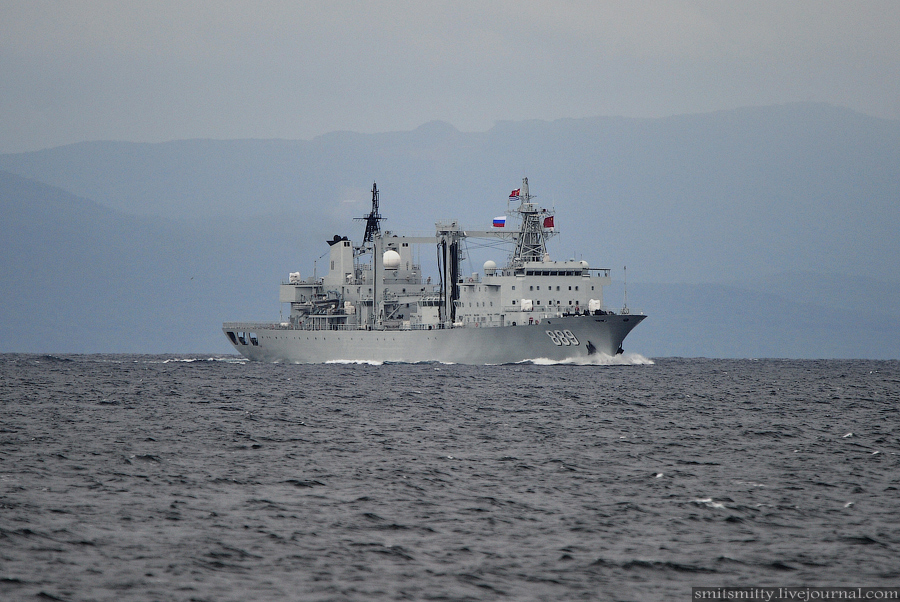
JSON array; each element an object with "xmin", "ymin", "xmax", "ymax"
[
  {"xmin": 580, "ymin": 260, "xmax": 589, "ymax": 268},
  {"xmin": 483, "ymin": 260, "xmax": 497, "ymax": 273},
  {"xmin": 383, "ymin": 249, "xmax": 401, "ymax": 269}
]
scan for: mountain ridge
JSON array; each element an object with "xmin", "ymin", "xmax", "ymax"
[{"xmin": 1, "ymin": 104, "xmax": 897, "ymax": 356}]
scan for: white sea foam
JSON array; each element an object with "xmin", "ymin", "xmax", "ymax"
[
  {"xmin": 523, "ymin": 352, "xmax": 654, "ymax": 366},
  {"xmin": 159, "ymin": 356, "xmax": 249, "ymax": 364},
  {"xmin": 691, "ymin": 498, "xmax": 726, "ymax": 509},
  {"xmin": 325, "ymin": 359, "xmax": 459, "ymax": 365},
  {"xmin": 325, "ymin": 359, "xmax": 384, "ymax": 365},
  {"xmin": 215, "ymin": 357, "xmax": 250, "ymax": 364}
]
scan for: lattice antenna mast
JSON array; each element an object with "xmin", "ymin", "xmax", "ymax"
[
  {"xmin": 512, "ymin": 177, "xmax": 552, "ymax": 264},
  {"xmin": 355, "ymin": 182, "xmax": 384, "ymax": 245}
]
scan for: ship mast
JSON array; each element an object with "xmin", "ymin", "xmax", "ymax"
[
  {"xmin": 354, "ymin": 182, "xmax": 386, "ymax": 328},
  {"xmin": 511, "ymin": 177, "xmax": 554, "ymax": 265},
  {"xmin": 356, "ymin": 182, "xmax": 384, "ymax": 245}
]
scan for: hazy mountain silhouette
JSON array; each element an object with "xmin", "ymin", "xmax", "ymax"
[
  {"xmin": 1, "ymin": 103, "xmax": 897, "ymax": 357},
  {"xmin": 0, "ymin": 171, "xmax": 310, "ymax": 352}
]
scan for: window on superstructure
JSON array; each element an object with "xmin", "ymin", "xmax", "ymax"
[{"xmin": 575, "ymin": 286, "xmax": 579, "ymax": 291}]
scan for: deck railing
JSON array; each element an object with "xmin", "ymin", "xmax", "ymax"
[{"xmin": 222, "ymin": 321, "xmax": 449, "ymax": 332}]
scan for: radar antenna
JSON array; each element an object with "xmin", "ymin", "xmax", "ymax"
[{"xmin": 355, "ymin": 182, "xmax": 384, "ymax": 244}]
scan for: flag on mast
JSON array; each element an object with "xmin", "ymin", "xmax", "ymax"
[
  {"xmin": 493, "ymin": 216, "xmax": 507, "ymax": 228},
  {"xmin": 509, "ymin": 188, "xmax": 520, "ymax": 201}
]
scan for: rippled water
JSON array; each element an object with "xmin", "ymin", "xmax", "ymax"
[{"xmin": 1, "ymin": 354, "xmax": 898, "ymax": 601}]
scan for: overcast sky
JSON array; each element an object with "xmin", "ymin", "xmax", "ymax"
[{"xmin": 2, "ymin": 0, "xmax": 899, "ymax": 153}]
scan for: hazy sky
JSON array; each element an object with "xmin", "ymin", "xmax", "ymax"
[{"xmin": 2, "ymin": 0, "xmax": 899, "ymax": 153}]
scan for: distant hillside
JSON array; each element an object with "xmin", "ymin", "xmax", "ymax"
[
  {"xmin": 1, "ymin": 103, "xmax": 898, "ymax": 357},
  {"xmin": 2, "ymin": 103, "xmax": 898, "ymax": 287},
  {"xmin": 609, "ymin": 281, "xmax": 900, "ymax": 359},
  {"xmin": 0, "ymin": 171, "xmax": 308, "ymax": 353},
  {"xmin": 1, "ymin": 168, "xmax": 897, "ymax": 357}
]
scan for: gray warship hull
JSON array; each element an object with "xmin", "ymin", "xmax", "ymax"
[
  {"xmin": 224, "ymin": 178, "xmax": 647, "ymax": 363},
  {"xmin": 224, "ymin": 313, "xmax": 644, "ymax": 364}
]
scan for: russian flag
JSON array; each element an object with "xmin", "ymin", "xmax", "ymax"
[{"xmin": 493, "ymin": 216, "xmax": 506, "ymax": 228}]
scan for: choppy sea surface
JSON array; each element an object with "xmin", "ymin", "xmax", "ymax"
[{"xmin": 1, "ymin": 354, "xmax": 898, "ymax": 601}]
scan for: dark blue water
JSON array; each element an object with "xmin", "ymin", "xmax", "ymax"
[{"xmin": 1, "ymin": 354, "xmax": 898, "ymax": 601}]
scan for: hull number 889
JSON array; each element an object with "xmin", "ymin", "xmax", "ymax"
[{"xmin": 546, "ymin": 329, "xmax": 579, "ymax": 346}]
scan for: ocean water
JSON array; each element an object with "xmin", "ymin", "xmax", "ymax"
[{"xmin": 1, "ymin": 354, "xmax": 898, "ymax": 601}]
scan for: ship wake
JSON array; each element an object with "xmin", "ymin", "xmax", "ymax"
[
  {"xmin": 325, "ymin": 359, "xmax": 385, "ymax": 366},
  {"xmin": 522, "ymin": 352, "xmax": 654, "ymax": 366}
]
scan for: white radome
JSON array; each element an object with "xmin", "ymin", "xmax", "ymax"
[{"xmin": 383, "ymin": 250, "xmax": 401, "ymax": 269}]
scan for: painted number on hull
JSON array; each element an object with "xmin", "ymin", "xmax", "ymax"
[{"xmin": 546, "ymin": 329, "xmax": 579, "ymax": 346}]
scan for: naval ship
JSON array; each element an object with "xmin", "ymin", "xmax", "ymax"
[{"xmin": 223, "ymin": 178, "xmax": 645, "ymax": 363}]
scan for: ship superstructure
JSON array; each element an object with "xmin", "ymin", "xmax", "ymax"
[{"xmin": 224, "ymin": 178, "xmax": 645, "ymax": 363}]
